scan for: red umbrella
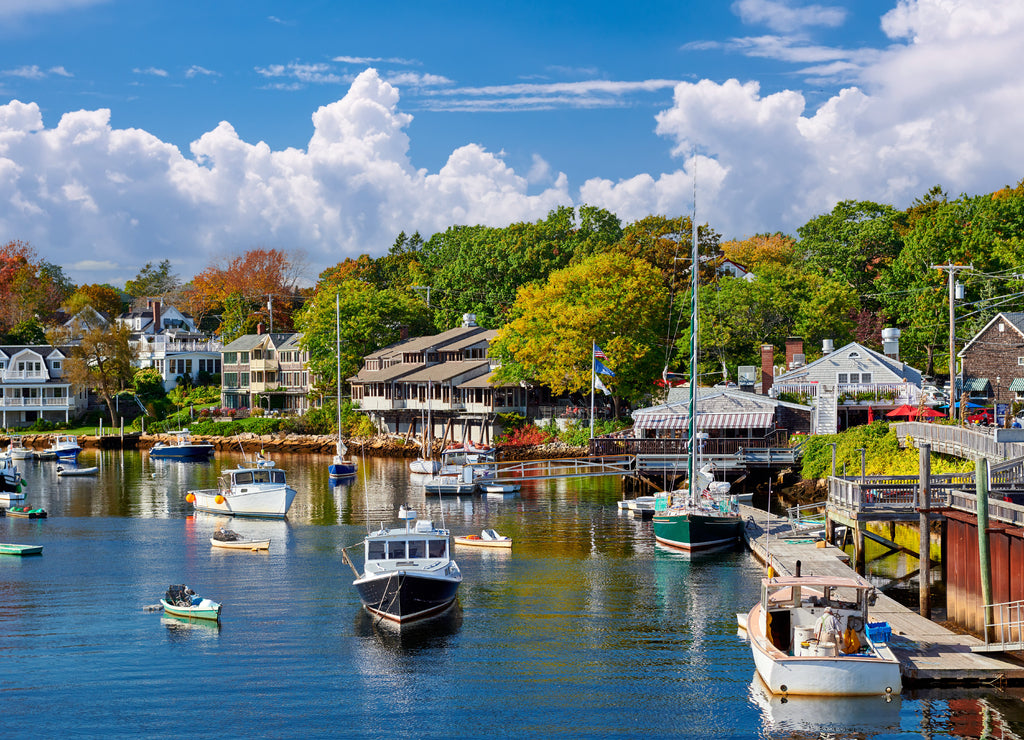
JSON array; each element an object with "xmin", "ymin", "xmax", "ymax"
[
  {"xmin": 914, "ymin": 407, "xmax": 944, "ymax": 419},
  {"xmin": 886, "ymin": 404, "xmax": 918, "ymax": 418}
]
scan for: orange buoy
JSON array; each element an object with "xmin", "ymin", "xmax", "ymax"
[
  {"xmin": 215, "ymin": 494, "xmax": 225, "ymax": 504},
  {"xmin": 185, "ymin": 493, "xmax": 195, "ymax": 503}
]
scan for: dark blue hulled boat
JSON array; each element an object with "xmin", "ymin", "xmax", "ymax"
[
  {"xmin": 328, "ymin": 294, "xmax": 358, "ymax": 480},
  {"xmin": 349, "ymin": 506, "xmax": 461, "ymax": 626},
  {"xmin": 149, "ymin": 430, "xmax": 215, "ymax": 460}
]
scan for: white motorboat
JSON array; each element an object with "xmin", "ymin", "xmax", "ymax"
[
  {"xmin": 0, "ymin": 455, "xmax": 22, "ymax": 494},
  {"xmin": 423, "ymin": 473, "xmax": 477, "ymax": 496},
  {"xmin": 7, "ymin": 436, "xmax": 34, "ymax": 460},
  {"xmin": 744, "ymin": 574, "xmax": 901, "ymax": 696},
  {"xmin": 409, "ymin": 457, "xmax": 441, "ymax": 475},
  {"xmin": 480, "ymin": 482, "xmax": 520, "ymax": 494},
  {"xmin": 346, "ymin": 505, "xmax": 461, "ymax": 626},
  {"xmin": 47, "ymin": 434, "xmax": 81, "ymax": 460},
  {"xmin": 186, "ymin": 457, "xmax": 297, "ymax": 518},
  {"xmin": 210, "ymin": 527, "xmax": 270, "ymax": 551}
]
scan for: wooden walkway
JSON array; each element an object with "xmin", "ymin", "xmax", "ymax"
[{"xmin": 738, "ymin": 504, "xmax": 1024, "ymax": 686}]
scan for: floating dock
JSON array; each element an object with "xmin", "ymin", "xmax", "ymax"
[{"xmin": 738, "ymin": 504, "xmax": 1024, "ymax": 686}]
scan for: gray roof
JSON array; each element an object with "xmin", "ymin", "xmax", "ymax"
[
  {"xmin": 392, "ymin": 361, "xmax": 490, "ymax": 384},
  {"xmin": 349, "ymin": 362, "xmax": 423, "ymax": 383},
  {"xmin": 774, "ymin": 341, "xmax": 923, "ymax": 386},
  {"xmin": 221, "ymin": 333, "xmax": 298, "ymax": 352}
]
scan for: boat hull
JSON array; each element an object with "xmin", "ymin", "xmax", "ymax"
[
  {"xmin": 747, "ymin": 603, "xmax": 901, "ymax": 696},
  {"xmin": 160, "ymin": 599, "xmax": 222, "ymax": 621},
  {"xmin": 5, "ymin": 507, "xmax": 46, "ymax": 519},
  {"xmin": 354, "ymin": 570, "xmax": 460, "ymax": 626},
  {"xmin": 190, "ymin": 485, "xmax": 297, "ymax": 518},
  {"xmin": 454, "ymin": 535, "xmax": 512, "ymax": 549},
  {"xmin": 409, "ymin": 458, "xmax": 440, "ymax": 475},
  {"xmin": 0, "ymin": 543, "xmax": 43, "ymax": 556},
  {"xmin": 210, "ymin": 538, "xmax": 270, "ymax": 550},
  {"xmin": 652, "ymin": 510, "xmax": 742, "ymax": 551},
  {"xmin": 57, "ymin": 466, "xmax": 98, "ymax": 476},
  {"xmin": 150, "ymin": 445, "xmax": 214, "ymax": 460},
  {"xmin": 328, "ymin": 462, "xmax": 357, "ymax": 478}
]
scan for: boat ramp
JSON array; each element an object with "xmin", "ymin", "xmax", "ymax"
[{"xmin": 738, "ymin": 503, "xmax": 1024, "ymax": 686}]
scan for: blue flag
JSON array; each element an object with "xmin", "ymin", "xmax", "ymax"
[{"xmin": 595, "ymin": 358, "xmax": 615, "ymax": 376}]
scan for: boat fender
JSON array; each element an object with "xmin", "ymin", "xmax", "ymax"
[
  {"xmin": 215, "ymin": 495, "xmax": 225, "ymax": 504},
  {"xmin": 185, "ymin": 493, "xmax": 196, "ymax": 503}
]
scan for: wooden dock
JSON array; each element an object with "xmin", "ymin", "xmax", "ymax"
[{"xmin": 738, "ymin": 504, "xmax": 1024, "ymax": 686}]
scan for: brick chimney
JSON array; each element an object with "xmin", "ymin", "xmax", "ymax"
[
  {"xmin": 785, "ymin": 336, "xmax": 805, "ymax": 369},
  {"xmin": 400, "ymin": 325, "xmax": 409, "ymax": 340},
  {"xmin": 256, "ymin": 323, "xmax": 264, "ymax": 335},
  {"xmin": 760, "ymin": 344, "xmax": 774, "ymax": 395},
  {"xmin": 152, "ymin": 299, "xmax": 161, "ymax": 334}
]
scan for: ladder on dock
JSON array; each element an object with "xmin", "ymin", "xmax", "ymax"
[{"xmin": 974, "ymin": 599, "xmax": 1024, "ymax": 653}]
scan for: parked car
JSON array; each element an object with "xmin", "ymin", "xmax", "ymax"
[{"xmin": 967, "ymin": 409, "xmax": 994, "ymax": 425}]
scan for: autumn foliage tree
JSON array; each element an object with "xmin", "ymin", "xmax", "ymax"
[
  {"xmin": 186, "ymin": 248, "xmax": 305, "ymax": 335},
  {"xmin": 0, "ymin": 240, "xmax": 73, "ymax": 332},
  {"xmin": 63, "ymin": 324, "xmax": 138, "ymax": 426},
  {"xmin": 65, "ymin": 284, "xmax": 126, "ymax": 319}
]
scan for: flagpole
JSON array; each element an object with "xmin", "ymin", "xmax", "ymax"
[{"xmin": 590, "ymin": 340, "xmax": 596, "ymax": 439}]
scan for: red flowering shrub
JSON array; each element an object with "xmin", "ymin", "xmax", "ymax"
[{"xmin": 497, "ymin": 425, "xmax": 553, "ymax": 447}]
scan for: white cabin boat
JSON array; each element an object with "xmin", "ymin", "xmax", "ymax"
[
  {"xmin": 7, "ymin": 436, "xmax": 34, "ymax": 460},
  {"xmin": 349, "ymin": 506, "xmax": 461, "ymax": 626},
  {"xmin": 744, "ymin": 574, "xmax": 901, "ymax": 697},
  {"xmin": 186, "ymin": 458, "xmax": 297, "ymax": 518}
]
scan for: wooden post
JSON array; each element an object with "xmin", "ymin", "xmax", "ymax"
[
  {"xmin": 919, "ymin": 442, "xmax": 932, "ymax": 619},
  {"xmin": 976, "ymin": 457, "xmax": 994, "ymax": 640},
  {"xmin": 855, "ymin": 524, "xmax": 866, "ymax": 574}
]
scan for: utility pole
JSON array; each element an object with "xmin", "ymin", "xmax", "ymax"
[
  {"xmin": 267, "ymin": 294, "xmax": 273, "ymax": 334},
  {"xmin": 411, "ymin": 285, "xmax": 431, "ymax": 307},
  {"xmin": 933, "ymin": 264, "xmax": 971, "ymax": 419}
]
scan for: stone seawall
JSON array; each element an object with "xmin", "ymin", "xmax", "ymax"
[{"xmin": 4, "ymin": 433, "xmax": 588, "ymax": 461}]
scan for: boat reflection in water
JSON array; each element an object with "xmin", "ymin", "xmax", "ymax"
[
  {"xmin": 748, "ymin": 674, "xmax": 901, "ymax": 736},
  {"xmin": 161, "ymin": 615, "xmax": 222, "ymax": 642},
  {"xmin": 353, "ymin": 603, "xmax": 462, "ymax": 653}
]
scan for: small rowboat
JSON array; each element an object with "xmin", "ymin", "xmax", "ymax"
[
  {"xmin": 454, "ymin": 528, "xmax": 512, "ymax": 549},
  {"xmin": 0, "ymin": 543, "xmax": 43, "ymax": 556},
  {"xmin": 161, "ymin": 584, "xmax": 222, "ymax": 621},
  {"xmin": 5, "ymin": 506, "xmax": 47, "ymax": 519},
  {"xmin": 57, "ymin": 465, "xmax": 99, "ymax": 476},
  {"xmin": 210, "ymin": 526, "xmax": 269, "ymax": 551},
  {"xmin": 210, "ymin": 536, "xmax": 270, "ymax": 551},
  {"xmin": 481, "ymin": 482, "xmax": 521, "ymax": 494}
]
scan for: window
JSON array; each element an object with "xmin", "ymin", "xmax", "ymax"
[
  {"xmin": 240, "ymin": 352, "xmax": 249, "ymax": 363},
  {"xmin": 224, "ymin": 352, "xmax": 237, "ymax": 364},
  {"xmin": 234, "ymin": 472, "xmax": 254, "ymax": 485},
  {"xmin": 367, "ymin": 541, "xmax": 385, "ymax": 560},
  {"xmin": 1018, "ymin": 357, "xmax": 1024, "ymax": 366},
  {"xmin": 838, "ymin": 373, "xmax": 848, "ymax": 384},
  {"xmin": 240, "ymin": 373, "xmax": 249, "ymax": 387},
  {"xmin": 53, "ymin": 361, "xmax": 60, "ymax": 370},
  {"xmin": 407, "ymin": 540, "xmax": 426, "ymax": 558},
  {"xmin": 861, "ymin": 373, "xmax": 872, "ymax": 384},
  {"xmin": 224, "ymin": 372, "xmax": 238, "ymax": 388},
  {"xmin": 388, "ymin": 541, "xmax": 407, "ymax": 559},
  {"xmin": 428, "ymin": 539, "xmax": 447, "ymax": 558}
]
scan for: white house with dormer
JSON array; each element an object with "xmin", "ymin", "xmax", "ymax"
[
  {"xmin": 0, "ymin": 345, "xmax": 88, "ymax": 427},
  {"xmin": 118, "ymin": 299, "xmax": 222, "ymax": 391}
]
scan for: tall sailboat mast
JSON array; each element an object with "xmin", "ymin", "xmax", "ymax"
[{"xmin": 687, "ymin": 174, "xmax": 699, "ymax": 506}]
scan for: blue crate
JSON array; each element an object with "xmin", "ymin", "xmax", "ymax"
[{"xmin": 867, "ymin": 621, "xmax": 891, "ymax": 643}]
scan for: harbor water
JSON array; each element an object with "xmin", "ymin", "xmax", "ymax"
[{"xmin": 1, "ymin": 449, "xmax": 1022, "ymax": 738}]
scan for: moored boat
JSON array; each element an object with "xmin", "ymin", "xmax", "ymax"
[
  {"xmin": 744, "ymin": 574, "xmax": 901, "ymax": 696},
  {"xmin": 0, "ymin": 542, "xmax": 43, "ymax": 556},
  {"xmin": 186, "ymin": 457, "xmax": 297, "ymax": 518},
  {"xmin": 56, "ymin": 465, "xmax": 99, "ymax": 476},
  {"xmin": 160, "ymin": 584, "xmax": 222, "ymax": 621},
  {"xmin": 5, "ymin": 506, "xmax": 47, "ymax": 519},
  {"xmin": 7, "ymin": 435, "xmax": 35, "ymax": 460},
  {"xmin": 327, "ymin": 295, "xmax": 359, "ymax": 480},
  {"xmin": 149, "ymin": 429, "xmax": 215, "ymax": 460},
  {"xmin": 346, "ymin": 505, "xmax": 461, "ymax": 627},
  {"xmin": 0, "ymin": 455, "xmax": 23, "ymax": 493},
  {"xmin": 47, "ymin": 434, "xmax": 81, "ymax": 460},
  {"xmin": 210, "ymin": 526, "xmax": 270, "ymax": 551},
  {"xmin": 423, "ymin": 474, "xmax": 477, "ymax": 495},
  {"xmin": 454, "ymin": 529, "xmax": 512, "ymax": 548}
]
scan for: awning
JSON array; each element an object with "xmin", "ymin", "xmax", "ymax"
[
  {"xmin": 633, "ymin": 411, "xmax": 775, "ymax": 431},
  {"xmin": 1010, "ymin": 378, "xmax": 1024, "ymax": 392},
  {"xmin": 957, "ymin": 377, "xmax": 990, "ymax": 392}
]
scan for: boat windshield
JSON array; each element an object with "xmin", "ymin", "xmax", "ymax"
[{"xmin": 428, "ymin": 538, "xmax": 447, "ymax": 558}]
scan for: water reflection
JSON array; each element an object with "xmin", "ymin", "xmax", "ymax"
[
  {"xmin": 161, "ymin": 615, "xmax": 222, "ymax": 641},
  {"xmin": 352, "ymin": 604, "xmax": 463, "ymax": 653},
  {"xmin": 749, "ymin": 674, "xmax": 902, "ymax": 736}
]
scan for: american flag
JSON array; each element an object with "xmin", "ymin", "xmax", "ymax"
[{"xmin": 594, "ymin": 344, "xmax": 607, "ymax": 360}]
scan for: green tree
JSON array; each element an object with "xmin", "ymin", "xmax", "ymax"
[
  {"xmin": 125, "ymin": 259, "xmax": 179, "ymax": 298},
  {"xmin": 218, "ymin": 291, "xmax": 259, "ymax": 343},
  {"xmin": 419, "ymin": 205, "xmax": 623, "ymax": 330},
  {"xmin": 294, "ymin": 278, "xmax": 434, "ymax": 396},
  {"xmin": 490, "ymin": 252, "xmax": 666, "ymax": 409},
  {"xmin": 796, "ymin": 200, "xmax": 903, "ymax": 299},
  {"xmin": 64, "ymin": 324, "xmax": 137, "ymax": 425}
]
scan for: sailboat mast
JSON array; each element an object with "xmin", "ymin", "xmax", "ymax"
[
  {"xmin": 687, "ymin": 176, "xmax": 699, "ymax": 506},
  {"xmin": 336, "ymin": 294, "xmax": 342, "ymax": 453}
]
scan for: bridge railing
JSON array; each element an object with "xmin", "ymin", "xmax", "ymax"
[{"xmin": 893, "ymin": 421, "xmax": 1024, "ymax": 461}]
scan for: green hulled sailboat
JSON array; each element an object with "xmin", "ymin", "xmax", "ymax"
[{"xmin": 651, "ymin": 188, "xmax": 742, "ymax": 552}]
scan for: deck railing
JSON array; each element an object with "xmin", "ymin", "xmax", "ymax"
[
  {"xmin": 589, "ymin": 430, "xmax": 789, "ymax": 457},
  {"xmin": 893, "ymin": 421, "xmax": 1024, "ymax": 461},
  {"xmin": 979, "ymin": 599, "xmax": 1024, "ymax": 650}
]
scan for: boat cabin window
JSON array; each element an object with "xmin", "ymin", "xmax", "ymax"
[
  {"xmin": 271, "ymin": 470, "xmax": 285, "ymax": 484},
  {"xmin": 407, "ymin": 540, "xmax": 426, "ymax": 558},
  {"xmin": 388, "ymin": 541, "xmax": 407, "ymax": 559},
  {"xmin": 253, "ymin": 470, "xmax": 271, "ymax": 484},
  {"xmin": 428, "ymin": 539, "xmax": 447, "ymax": 559},
  {"xmin": 234, "ymin": 472, "xmax": 254, "ymax": 485},
  {"xmin": 367, "ymin": 541, "xmax": 386, "ymax": 560}
]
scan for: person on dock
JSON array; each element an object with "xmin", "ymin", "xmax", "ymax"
[{"xmin": 815, "ymin": 607, "xmax": 841, "ymax": 656}]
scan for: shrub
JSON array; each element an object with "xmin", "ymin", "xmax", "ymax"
[{"xmin": 498, "ymin": 425, "xmax": 553, "ymax": 447}]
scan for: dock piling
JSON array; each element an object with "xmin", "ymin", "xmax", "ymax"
[{"xmin": 919, "ymin": 443, "xmax": 932, "ymax": 619}]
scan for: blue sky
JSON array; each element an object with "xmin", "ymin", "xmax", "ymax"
[{"xmin": 1, "ymin": 0, "xmax": 1021, "ymax": 288}]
